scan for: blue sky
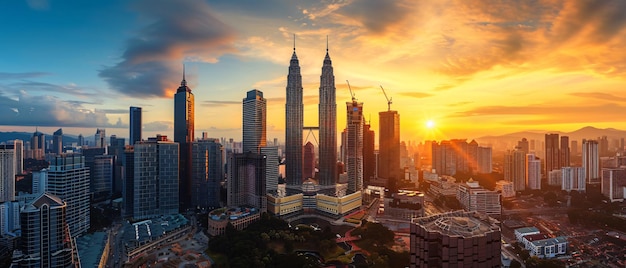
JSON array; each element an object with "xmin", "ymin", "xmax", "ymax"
[{"xmin": 2, "ymin": 0, "xmax": 626, "ymax": 144}]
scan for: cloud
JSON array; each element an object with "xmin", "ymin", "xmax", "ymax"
[
  {"xmin": 99, "ymin": 0, "xmax": 236, "ymax": 98},
  {"xmin": 96, "ymin": 109, "xmax": 129, "ymax": 114},
  {"xmin": 335, "ymin": 0, "xmax": 413, "ymax": 34},
  {"xmin": 0, "ymin": 91, "xmax": 124, "ymax": 128},
  {"xmin": 570, "ymin": 92, "xmax": 626, "ymax": 102},
  {"xmin": 26, "ymin": 0, "xmax": 49, "ymax": 10},
  {"xmin": 143, "ymin": 121, "xmax": 173, "ymax": 131},
  {"xmin": 0, "ymin": 72, "xmax": 50, "ymax": 80},
  {"xmin": 7, "ymin": 81, "xmax": 99, "ymax": 98},
  {"xmin": 202, "ymin": 100, "xmax": 240, "ymax": 106},
  {"xmin": 398, "ymin": 92, "xmax": 432, "ymax": 99}
]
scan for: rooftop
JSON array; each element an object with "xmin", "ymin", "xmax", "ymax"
[
  {"xmin": 413, "ymin": 211, "xmax": 500, "ymax": 238},
  {"xmin": 209, "ymin": 206, "xmax": 259, "ymax": 222},
  {"xmin": 122, "ymin": 214, "xmax": 189, "ymax": 250},
  {"xmin": 530, "ymin": 236, "xmax": 568, "ymax": 247},
  {"xmin": 515, "ymin": 227, "xmax": 540, "ymax": 234},
  {"xmin": 76, "ymin": 232, "xmax": 108, "ymax": 268}
]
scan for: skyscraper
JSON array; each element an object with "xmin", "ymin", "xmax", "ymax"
[
  {"xmin": 504, "ymin": 148, "xmax": 526, "ymax": 192},
  {"xmin": 582, "ymin": 139, "xmax": 600, "ymax": 184},
  {"xmin": 560, "ymin": 136, "xmax": 570, "ymax": 167},
  {"xmin": 130, "ymin": 106, "xmax": 142, "ymax": 145},
  {"xmin": 379, "ymin": 110, "xmax": 400, "ymax": 180},
  {"xmin": 261, "ymin": 146, "xmax": 279, "ymax": 193},
  {"xmin": 303, "ymin": 142, "xmax": 316, "ymax": 179},
  {"xmin": 174, "ymin": 68, "xmax": 194, "ymax": 210},
  {"xmin": 518, "ymin": 138, "xmax": 529, "ymax": 154},
  {"xmin": 12, "ymin": 193, "xmax": 75, "ymax": 267},
  {"xmin": 133, "ymin": 135, "xmax": 179, "ymax": 220},
  {"xmin": 363, "ymin": 123, "xmax": 375, "ymax": 183},
  {"xmin": 318, "ymin": 46, "xmax": 337, "ymax": 186},
  {"xmin": 47, "ymin": 154, "xmax": 90, "ymax": 237},
  {"xmin": 77, "ymin": 134, "xmax": 84, "ymax": 148},
  {"xmin": 91, "ymin": 155, "xmax": 114, "ymax": 200},
  {"xmin": 95, "ymin": 128, "xmax": 106, "ymax": 148},
  {"xmin": 13, "ymin": 140, "xmax": 23, "ymax": 175},
  {"xmin": 545, "ymin": 133, "xmax": 560, "ymax": 176},
  {"xmin": 53, "ymin": 128, "xmax": 63, "ymax": 154},
  {"xmin": 0, "ymin": 144, "xmax": 16, "ymax": 203},
  {"xmin": 242, "ymin": 89, "xmax": 267, "ymax": 153},
  {"xmin": 285, "ymin": 44, "xmax": 304, "ymax": 185},
  {"xmin": 191, "ymin": 138, "xmax": 223, "ymax": 209},
  {"xmin": 122, "ymin": 145, "xmax": 135, "ymax": 219},
  {"xmin": 346, "ymin": 100, "xmax": 364, "ymax": 194},
  {"xmin": 30, "ymin": 130, "xmax": 45, "ymax": 160},
  {"xmin": 526, "ymin": 153, "xmax": 541, "ymax": 190},
  {"xmin": 227, "ymin": 152, "xmax": 267, "ymax": 211}
]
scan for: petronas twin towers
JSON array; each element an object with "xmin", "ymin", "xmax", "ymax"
[{"xmin": 285, "ymin": 43, "xmax": 337, "ymax": 186}]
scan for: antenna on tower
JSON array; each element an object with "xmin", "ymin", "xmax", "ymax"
[
  {"xmin": 380, "ymin": 85, "xmax": 392, "ymax": 111},
  {"xmin": 346, "ymin": 80, "xmax": 356, "ymax": 101},
  {"xmin": 293, "ymin": 34, "xmax": 296, "ymax": 51},
  {"xmin": 326, "ymin": 35, "xmax": 329, "ymax": 52}
]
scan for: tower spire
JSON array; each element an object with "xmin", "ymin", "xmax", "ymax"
[
  {"xmin": 326, "ymin": 35, "xmax": 328, "ymax": 52},
  {"xmin": 293, "ymin": 34, "xmax": 296, "ymax": 51},
  {"xmin": 181, "ymin": 64, "xmax": 187, "ymax": 87}
]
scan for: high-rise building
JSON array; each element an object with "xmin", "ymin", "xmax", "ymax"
[
  {"xmin": 261, "ymin": 146, "xmax": 279, "ymax": 193},
  {"xmin": 52, "ymin": 128, "xmax": 63, "ymax": 155},
  {"xmin": 467, "ymin": 140, "xmax": 479, "ymax": 173},
  {"xmin": 12, "ymin": 140, "xmax": 23, "ymax": 175},
  {"xmin": 47, "ymin": 154, "xmax": 90, "ymax": 237},
  {"xmin": 12, "ymin": 193, "xmax": 75, "ymax": 267},
  {"xmin": 518, "ymin": 138, "xmax": 529, "ymax": 154},
  {"xmin": 571, "ymin": 140, "xmax": 578, "ymax": 156},
  {"xmin": 560, "ymin": 136, "xmax": 570, "ymax": 167},
  {"xmin": 598, "ymin": 136, "xmax": 609, "ymax": 157},
  {"xmin": 601, "ymin": 167, "xmax": 626, "ymax": 202},
  {"xmin": 130, "ymin": 106, "xmax": 142, "ymax": 145},
  {"xmin": 91, "ymin": 155, "xmax": 114, "ymax": 200},
  {"xmin": 122, "ymin": 145, "xmax": 135, "ymax": 218},
  {"xmin": 242, "ymin": 89, "xmax": 267, "ymax": 153},
  {"xmin": 30, "ymin": 130, "xmax": 45, "ymax": 160},
  {"xmin": 0, "ymin": 200, "xmax": 20, "ymax": 237},
  {"xmin": 504, "ymin": 148, "xmax": 526, "ymax": 192},
  {"xmin": 582, "ymin": 139, "xmax": 600, "ymax": 184},
  {"xmin": 285, "ymin": 45, "xmax": 304, "ymax": 185},
  {"xmin": 379, "ymin": 110, "xmax": 400, "ymax": 180},
  {"xmin": 95, "ymin": 128, "xmax": 106, "ymax": 148},
  {"xmin": 77, "ymin": 134, "xmax": 84, "ymax": 148},
  {"xmin": 545, "ymin": 133, "xmax": 560, "ymax": 176},
  {"xmin": 345, "ymin": 100, "xmax": 364, "ymax": 194},
  {"xmin": 0, "ymin": 145, "xmax": 15, "ymax": 203},
  {"xmin": 477, "ymin": 146, "xmax": 492, "ymax": 174},
  {"xmin": 133, "ymin": 135, "xmax": 179, "ymax": 220},
  {"xmin": 562, "ymin": 166, "xmax": 585, "ymax": 192},
  {"xmin": 303, "ymin": 142, "xmax": 316, "ymax": 179},
  {"xmin": 227, "ymin": 152, "xmax": 267, "ymax": 211},
  {"xmin": 108, "ymin": 135, "xmax": 126, "ymax": 194},
  {"xmin": 526, "ymin": 153, "xmax": 541, "ymax": 190},
  {"xmin": 410, "ymin": 211, "xmax": 501, "ymax": 268},
  {"xmin": 174, "ymin": 68, "xmax": 194, "ymax": 210},
  {"xmin": 318, "ymin": 47, "xmax": 337, "ymax": 186},
  {"xmin": 191, "ymin": 138, "xmax": 223, "ymax": 209},
  {"xmin": 32, "ymin": 169, "xmax": 47, "ymax": 195},
  {"xmin": 363, "ymin": 123, "xmax": 375, "ymax": 183}
]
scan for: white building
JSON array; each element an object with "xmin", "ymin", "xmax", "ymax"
[
  {"xmin": 457, "ymin": 179, "xmax": 501, "ymax": 216},
  {"xmin": 528, "ymin": 237, "xmax": 568, "ymax": 259},
  {"xmin": 562, "ymin": 167, "xmax": 586, "ymax": 192},
  {"xmin": 548, "ymin": 169, "xmax": 562, "ymax": 187},
  {"xmin": 526, "ymin": 153, "xmax": 541, "ymax": 190},
  {"xmin": 514, "ymin": 226, "xmax": 540, "ymax": 242},
  {"xmin": 495, "ymin": 180, "xmax": 515, "ymax": 198},
  {"xmin": 601, "ymin": 168, "xmax": 626, "ymax": 202}
]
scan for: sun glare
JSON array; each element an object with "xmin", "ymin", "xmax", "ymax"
[{"xmin": 426, "ymin": 120, "xmax": 435, "ymax": 129}]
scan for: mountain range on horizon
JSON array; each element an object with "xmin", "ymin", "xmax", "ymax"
[{"xmin": 475, "ymin": 126, "xmax": 626, "ymax": 149}]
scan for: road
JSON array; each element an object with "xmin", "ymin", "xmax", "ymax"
[{"xmin": 106, "ymin": 221, "xmax": 125, "ymax": 268}]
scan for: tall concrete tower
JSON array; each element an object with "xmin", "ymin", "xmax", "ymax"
[
  {"xmin": 346, "ymin": 100, "xmax": 364, "ymax": 193},
  {"xmin": 379, "ymin": 110, "xmax": 400, "ymax": 180},
  {"xmin": 318, "ymin": 43, "xmax": 337, "ymax": 186},
  {"xmin": 285, "ymin": 42, "xmax": 304, "ymax": 185},
  {"xmin": 174, "ymin": 67, "xmax": 194, "ymax": 209},
  {"xmin": 242, "ymin": 89, "xmax": 267, "ymax": 153}
]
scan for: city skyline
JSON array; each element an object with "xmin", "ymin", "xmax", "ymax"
[{"xmin": 2, "ymin": 1, "xmax": 626, "ymax": 142}]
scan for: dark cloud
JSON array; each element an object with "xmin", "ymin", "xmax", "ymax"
[
  {"xmin": 0, "ymin": 72, "xmax": 50, "ymax": 80},
  {"xmin": 337, "ymin": 0, "xmax": 412, "ymax": 34},
  {"xmin": 552, "ymin": 1, "xmax": 626, "ymax": 44},
  {"xmin": 143, "ymin": 121, "xmax": 172, "ymax": 131},
  {"xmin": 0, "ymin": 91, "xmax": 124, "ymax": 128},
  {"xmin": 99, "ymin": 0, "xmax": 236, "ymax": 98},
  {"xmin": 8, "ymin": 81, "xmax": 99, "ymax": 98}
]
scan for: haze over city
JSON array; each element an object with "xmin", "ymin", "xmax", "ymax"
[{"xmin": 2, "ymin": 0, "xmax": 626, "ymax": 142}]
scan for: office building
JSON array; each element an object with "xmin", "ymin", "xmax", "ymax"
[
  {"xmin": 583, "ymin": 139, "xmax": 600, "ymax": 184},
  {"xmin": 52, "ymin": 128, "xmax": 63, "ymax": 155},
  {"xmin": 133, "ymin": 135, "xmax": 179, "ymax": 220},
  {"xmin": 108, "ymin": 135, "xmax": 126, "ymax": 194},
  {"xmin": 363, "ymin": 123, "xmax": 375, "ymax": 183},
  {"xmin": 32, "ymin": 168, "xmax": 47, "ymax": 195},
  {"xmin": 495, "ymin": 180, "xmax": 515, "ymax": 198},
  {"xmin": 0, "ymin": 201, "xmax": 20, "ymax": 238},
  {"xmin": 545, "ymin": 133, "xmax": 560, "ymax": 176},
  {"xmin": 379, "ymin": 110, "xmax": 400, "ymax": 180},
  {"xmin": 77, "ymin": 134, "xmax": 84, "ymax": 148},
  {"xmin": 457, "ymin": 180, "xmax": 501, "ymax": 216},
  {"xmin": 30, "ymin": 130, "xmax": 45, "ymax": 160},
  {"xmin": 526, "ymin": 153, "xmax": 541, "ymax": 190},
  {"xmin": 47, "ymin": 154, "xmax": 90, "ymax": 237},
  {"xmin": 560, "ymin": 136, "xmax": 570, "ymax": 167},
  {"xmin": 11, "ymin": 193, "xmax": 75, "ymax": 267},
  {"xmin": 285, "ymin": 45, "xmax": 304, "ymax": 185},
  {"xmin": 122, "ymin": 145, "xmax": 135, "ymax": 218},
  {"xmin": 261, "ymin": 146, "xmax": 279, "ymax": 193},
  {"xmin": 91, "ymin": 155, "xmax": 114, "ymax": 200},
  {"xmin": 303, "ymin": 142, "xmax": 315, "ymax": 179},
  {"xmin": 242, "ymin": 89, "xmax": 267, "ymax": 154},
  {"xmin": 318, "ymin": 47, "xmax": 338, "ymax": 186},
  {"xmin": 0, "ymin": 145, "xmax": 15, "ymax": 203},
  {"xmin": 504, "ymin": 148, "xmax": 526, "ymax": 192},
  {"xmin": 12, "ymin": 140, "xmax": 23, "ymax": 175},
  {"xmin": 94, "ymin": 128, "xmax": 106, "ymax": 148},
  {"xmin": 562, "ymin": 166, "xmax": 585, "ymax": 192},
  {"xmin": 345, "ymin": 100, "xmax": 364, "ymax": 193},
  {"xmin": 571, "ymin": 140, "xmax": 578, "ymax": 156},
  {"xmin": 518, "ymin": 138, "xmax": 529, "ymax": 154},
  {"xmin": 410, "ymin": 211, "xmax": 501, "ymax": 268},
  {"xmin": 191, "ymin": 138, "xmax": 223, "ymax": 209},
  {"xmin": 227, "ymin": 152, "xmax": 267, "ymax": 211},
  {"xmin": 601, "ymin": 167, "xmax": 626, "ymax": 202},
  {"xmin": 477, "ymin": 146, "xmax": 492, "ymax": 174},
  {"xmin": 174, "ymin": 68, "xmax": 194, "ymax": 210},
  {"xmin": 130, "ymin": 106, "xmax": 142, "ymax": 145}
]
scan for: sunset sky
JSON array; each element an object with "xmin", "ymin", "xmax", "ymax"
[{"xmin": 1, "ymin": 0, "xmax": 626, "ymax": 144}]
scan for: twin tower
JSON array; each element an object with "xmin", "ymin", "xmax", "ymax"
[{"xmin": 285, "ymin": 43, "xmax": 337, "ymax": 186}]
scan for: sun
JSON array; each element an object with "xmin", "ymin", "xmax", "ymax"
[{"xmin": 426, "ymin": 120, "xmax": 435, "ymax": 129}]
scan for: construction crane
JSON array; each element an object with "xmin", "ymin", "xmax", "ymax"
[
  {"xmin": 380, "ymin": 85, "xmax": 392, "ymax": 111},
  {"xmin": 346, "ymin": 80, "xmax": 356, "ymax": 101}
]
